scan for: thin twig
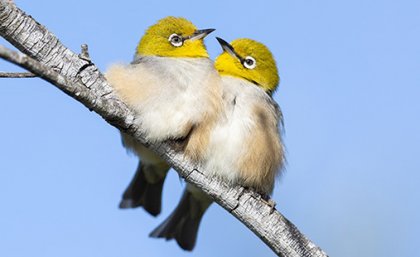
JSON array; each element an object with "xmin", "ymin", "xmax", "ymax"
[
  {"xmin": 78, "ymin": 44, "xmax": 91, "ymax": 62},
  {"xmin": 0, "ymin": 45, "xmax": 105, "ymax": 114},
  {"xmin": 0, "ymin": 71, "xmax": 36, "ymax": 78}
]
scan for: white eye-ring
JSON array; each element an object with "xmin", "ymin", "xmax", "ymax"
[
  {"xmin": 168, "ymin": 33, "xmax": 183, "ymax": 47},
  {"xmin": 243, "ymin": 56, "xmax": 257, "ymax": 69}
]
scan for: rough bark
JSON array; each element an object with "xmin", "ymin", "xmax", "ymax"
[
  {"xmin": 0, "ymin": 1, "xmax": 328, "ymax": 256},
  {"xmin": 0, "ymin": 71, "xmax": 35, "ymax": 77}
]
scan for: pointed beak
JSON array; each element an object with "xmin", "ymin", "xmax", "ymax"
[
  {"xmin": 188, "ymin": 28, "xmax": 215, "ymax": 41},
  {"xmin": 216, "ymin": 37, "xmax": 243, "ymax": 61}
]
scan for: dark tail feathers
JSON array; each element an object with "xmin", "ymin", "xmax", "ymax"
[
  {"xmin": 149, "ymin": 188, "xmax": 212, "ymax": 251},
  {"xmin": 119, "ymin": 161, "xmax": 169, "ymax": 217}
]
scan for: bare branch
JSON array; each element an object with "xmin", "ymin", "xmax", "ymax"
[
  {"xmin": 0, "ymin": 1, "xmax": 328, "ymax": 257},
  {"xmin": 0, "ymin": 71, "xmax": 36, "ymax": 77}
]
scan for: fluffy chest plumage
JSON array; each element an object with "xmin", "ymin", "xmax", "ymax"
[
  {"xmin": 205, "ymin": 76, "xmax": 274, "ymax": 178},
  {"xmin": 219, "ymin": 76, "xmax": 271, "ymax": 138},
  {"xmin": 138, "ymin": 57, "xmax": 219, "ymax": 141},
  {"xmin": 106, "ymin": 56, "xmax": 221, "ymax": 142},
  {"xmin": 136, "ymin": 56, "xmax": 212, "ymax": 90}
]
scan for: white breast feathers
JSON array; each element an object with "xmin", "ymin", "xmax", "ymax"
[{"xmin": 106, "ymin": 56, "xmax": 222, "ymax": 143}]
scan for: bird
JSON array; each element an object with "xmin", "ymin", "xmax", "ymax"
[
  {"xmin": 150, "ymin": 37, "xmax": 286, "ymax": 250},
  {"xmin": 105, "ymin": 16, "xmax": 223, "ymax": 217}
]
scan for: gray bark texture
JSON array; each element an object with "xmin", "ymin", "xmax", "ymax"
[
  {"xmin": 0, "ymin": 1, "xmax": 328, "ymax": 256},
  {"xmin": 0, "ymin": 71, "xmax": 35, "ymax": 77}
]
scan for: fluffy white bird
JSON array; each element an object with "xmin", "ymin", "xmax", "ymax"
[
  {"xmin": 105, "ymin": 17, "xmax": 222, "ymax": 216},
  {"xmin": 150, "ymin": 37, "xmax": 285, "ymax": 250}
]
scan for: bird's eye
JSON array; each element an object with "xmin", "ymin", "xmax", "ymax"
[
  {"xmin": 243, "ymin": 56, "xmax": 257, "ymax": 69},
  {"xmin": 168, "ymin": 34, "xmax": 183, "ymax": 47}
]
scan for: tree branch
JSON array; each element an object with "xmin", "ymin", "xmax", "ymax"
[
  {"xmin": 0, "ymin": 71, "xmax": 36, "ymax": 77},
  {"xmin": 0, "ymin": 1, "xmax": 328, "ymax": 256}
]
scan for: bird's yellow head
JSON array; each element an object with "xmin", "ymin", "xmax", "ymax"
[
  {"xmin": 136, "ymin": 16, "xmax": 214, "ymax": 58},
  {"xmin": 215, "ymin": 37, "xmax": 279, "ymax": 94}
]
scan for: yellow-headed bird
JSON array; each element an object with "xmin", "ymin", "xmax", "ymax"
[
  {"xmin": 105, "ymin": 17, "xmax": 222, "ymax": 216},
  {"xmin": 150, "ymin": 37, "xmax": 285, "ymax": 250}
]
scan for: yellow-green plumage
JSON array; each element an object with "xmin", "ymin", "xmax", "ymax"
[
  {"xmin": 137, "ymin": 16, "xmax": 209, "ymax": 58},
  {"xmin": 215, "ymin": 38, "xmax": 279, "ymax": 93}
]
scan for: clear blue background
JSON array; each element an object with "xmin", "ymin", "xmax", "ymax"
[{"xmin": 1, "ymin": 1, "xmax": 419, "ymax": 256}]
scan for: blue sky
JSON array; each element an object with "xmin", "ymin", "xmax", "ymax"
[{"xmin": 1, "ymin": 1, "xmax": 419, "ymax": 256}]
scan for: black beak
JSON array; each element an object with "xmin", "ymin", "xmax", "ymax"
[
  {"xmin": 188, "ymin": 28, "xmax": 216, "ymax": 41},
  {"xmin": 216, "ymin": 37, "xmax": 243, "ymax": 62}
]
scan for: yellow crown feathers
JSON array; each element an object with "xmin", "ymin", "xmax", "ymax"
[
  {"xmin": 137, "ymin": 16, "xmax": 213, "ymax": 58},
  {"xmin": 215, "ymin": 38, "xmax": 279, "ymax": 93}
]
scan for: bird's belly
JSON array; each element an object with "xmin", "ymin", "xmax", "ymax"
[
  {"xmin": 139, "ymin": 90, "xmax": 206, "ymax": 142},
  {"xmin": 204, "ymin": 114, "xmax": 253, "ymax": 183}
]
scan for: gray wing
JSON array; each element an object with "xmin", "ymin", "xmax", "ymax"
[{"xmin": 264, "ymin": 94, "xmax": 285, "ymax": 135}]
